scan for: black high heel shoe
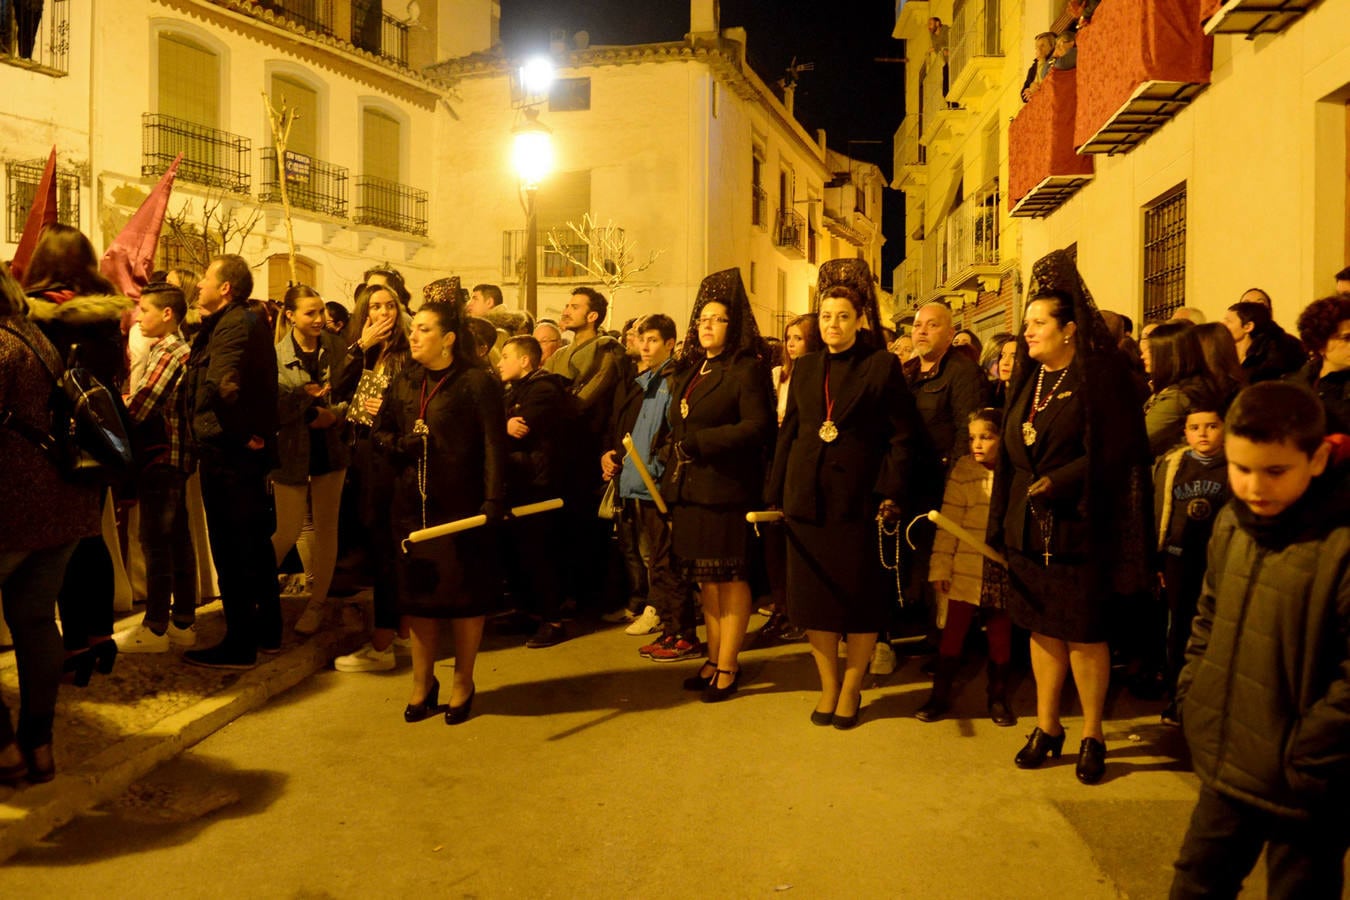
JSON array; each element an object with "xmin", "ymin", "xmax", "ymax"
[
  {"xmin": 444, "ymin": 686, "xmax": 475, "ymax": 725},
  {"xmin": 682, "ymin": 661, "xmax": 717, "ymax": 692},
  {"xmin": 1076, "ymin": 737, "xmax": 1107, "ymax": 784},
  {"xmin": 403, "ymin": 677, "xmax": 442, "ymax": 723},
  {"xmin": 90, "ymin": 639, "xmax": 118, "ymax": 675},
  {"xmin": 701, "ymin": 668, "xmax": 739, "ymax": 703},
  {"xmin": 0, "ymin": 744, "xmax": 26, "ymax": 787},
  {"xmin": 1014, "ymin": 726, "xmax": 1066, "ymax": 769},
  {"xmin": 62, "ymin": 651, "xmax": 96, "ymax": 688}
]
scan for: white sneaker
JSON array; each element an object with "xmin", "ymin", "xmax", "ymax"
[
  {"xmin": 392, "ymin": 635, "xmax": 413, "ymax": 655},
  {"xmin": 334, "ymin": 642, "xmax": 396, "ymax": 673},
  {"xmin": 168, "ymin": 622, "xmax": 198, "ymax": 648},
  {"xmin": 869, "ymin": 641, "xmax": 897, "ymax": 676},
  {"xmin": 115, "ymin": 624, "xmax": 170, "ymax": 654},
  {"xmin": 625, "ymin": 605, "xmax": 661, "ymax": 636}
]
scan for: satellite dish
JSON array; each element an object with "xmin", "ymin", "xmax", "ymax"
[{"xmin": 574, "ymin": 30, "xmax": 590, "ymax": 50}]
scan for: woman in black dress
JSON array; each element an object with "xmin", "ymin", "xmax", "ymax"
[
  {"xmin": 373, "ymin": 280, "xmax": 507, "ymax": 725},
  {"xmin": 663, "ymin": 269, "xmax": 774, "ymax": 702},
  {"xmin": 989, "ymin": 250, "xmax": 1151, "ymax": 783},
  {"xmin": 767, "ymin": 280, "xmax": 932, "ymax": 728}
]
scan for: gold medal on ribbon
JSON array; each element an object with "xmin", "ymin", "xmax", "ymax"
[
  {"xmin": 413, "ymin": 418, "xmax": 429, "ymax": 435},
  {"xmin": 819, "ymin": 420, "xmax": 839, "ymax": 443},
  {"xmin": 1022, "ymin": 421, "xmax": 1036, "ymax": 446},
  {"xmin": 680, "ymin": 399, "xmax": 690, "ymax": 419}
]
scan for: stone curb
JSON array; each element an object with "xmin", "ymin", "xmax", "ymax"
[{"xmin": 0, "ymin": 630, "xmax": 341, "ymax": 864}]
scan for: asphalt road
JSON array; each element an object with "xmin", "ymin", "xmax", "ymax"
[{"xmin": 0, "ymin": 617, "xmax": 1264, "ymax": 898}]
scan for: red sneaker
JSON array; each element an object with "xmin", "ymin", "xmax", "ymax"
[{"xmin": 649, "ymin": 636, "xmax": 702, "ymax": 662}]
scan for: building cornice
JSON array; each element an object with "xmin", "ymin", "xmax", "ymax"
[{"xmin": 159, "ymin": 0, "xmax": 441, "ymax": 110}]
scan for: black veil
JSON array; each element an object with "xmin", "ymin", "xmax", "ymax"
[
  {"xmin": 815, "ymin": 258, "xmax": 886, "ymax": 350},
  {"xmin": 677, "ymin": 267, "xmax": 767, "ymax": 366}
]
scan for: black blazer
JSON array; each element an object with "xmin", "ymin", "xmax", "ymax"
[
  {"xmin": 661, "ymin": 352, "xmax": 774, "ymax": 507},
  {"xmin": 995, "ymin": 363, "xmax": 1089, "ymax": 556},
  {"xmin": 767, "ymin": 344, "xmax": 937, "ymax": 524}
]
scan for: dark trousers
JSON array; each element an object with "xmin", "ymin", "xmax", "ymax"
[
  {"xmin": 138, "ymin": 465, "xmax": 197, "ymax": 630},
  {"xmin": 615, "ymin": 504, "xmax": 649, "ymax": 611},
  {"xmin": 200, "ymin": 452, "xmax": 280, "ymax": 652},
  {"xmin": 56, "ymin": 491, "xmax": 114, "ymax": 651},
  {"xmin": 0, "ymin": 542, "xmax": 77, "ymax": 749},
  {"xmin": 625, "ymin": 498, "xmax": 693, "ymax": 637},
  {"xmin": 1171, "ymin": 786, "xmax": 1350, "ymax": 900},
  {"xmin": 505, "ymin": 507, "xmax": 564, "ymax": 622},
  {"xmin": 1164, "ymin": 554, "xmax": 1203, "ymax": 694}
]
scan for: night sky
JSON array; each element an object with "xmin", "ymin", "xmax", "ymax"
[{"xmin": 498, "ymin": 0, "xmax": 908, "ymax": 286}]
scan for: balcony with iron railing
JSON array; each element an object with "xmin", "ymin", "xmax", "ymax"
[
  {"xmin": 142, "ymin": 113, "xmax": 251, "ymax": 194},
  {"xmin": 1008, "ymin": 68, "xmax": 1093, "ymax": 218},
  {"xmin": 1074, "ymin": 0, "xmax": 1212, "ymax": 155},
  {"xmin": 948, "ymin": 2, "xmax": 1003, "ymax": 106},
  {"xmin": 2, "ymin": 0, "xmax": 69, "ymax": 76},
  {"xmin": 751, "ymin": 184, "xmax": 769, "ymax": 229},
  {"xmin": 259, "ymin": 148, "xmax": 349, "ymax": 218},
  {"xmin": 350, "ymin": 12, "xmax": 410, "ymax": 65},
  {"xmin": 501, "ymin": 226, "xmax": 626, "ymax": 283},
  {"xmin": 252, "ymin": 0, "xmax": 336, "ymax": 37},
  {"xmin": 892, "ymin": 114, "xmax": 927, "ymax": 190},
  {"xmin": 774, "ymin": 207, "xmax": 807, "ymax": 257},
  {"xmin": 945, "ymin": 178, "xmax": 1002, "ymax": 287},
  {"xmin": 353, "ymin": 175, "xmax": 427, "ymax": 236},
  {"xmin": 920, "ymin": 56, "xmax": 966, "ymax": 148},
  {"xmin": 893, "ymin": 256, "xmax": 925, "ymax": 312}
]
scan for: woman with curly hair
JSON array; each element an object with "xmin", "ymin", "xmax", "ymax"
[
  {"xmin": 1294, "ymin": 294, "xmax": 1350, "ymax": 434},
  {"xmin": 663, "ymin": 269, "xmax": 775, "ymax": 702}
]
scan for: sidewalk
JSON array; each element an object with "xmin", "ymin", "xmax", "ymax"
[{"xmin": 0, "ymin": 592, "xmax": 365, "ymax": 863}]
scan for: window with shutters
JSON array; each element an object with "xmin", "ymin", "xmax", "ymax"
[
  {"xmin": 270, "ymin": 74, "xmax": 320, "ymax": 157},
  {"xmin": 362, "ymin": 108, "xmax": 401, "ymax": 182},
  {"xmin": 158, "ymin": 34, "xmax": 220, "ymax": 128}
]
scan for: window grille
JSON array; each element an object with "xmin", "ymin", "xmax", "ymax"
[
  {"xmin": 1143, "ymin": 184, "xmax": 1186, "ymax": 322},
  {"xmin": 1, "ymin": 0, "xmax": 69, "ymax": 76},
  {"xmin": 6, "ymin": 159, "xmax": 79, "ymax": 243}
]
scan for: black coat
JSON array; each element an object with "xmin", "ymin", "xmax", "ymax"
[
  {"xmin": 503, "ymin": 368, "xmax": 576, "ymax": 502},
  {"xmin": 903, "ymin": 348, "xmax": 988, "ymax": 467},
  {"xmin": 661, "ymin": 352, "xmax": 774, "ymax": 508},
  {"xmin": 767, "ymin": 344, "xmax": 936, "ymax": 522},
  {"xmin": 1243, "ymin": 326, "xmax": 1306, "ymax": 384},
  {"xmin": 187, "ymin": 300, "xmax": 279, "ymax": 462},
  {"xmin": 373, "ymin": 359, "xmax": 507, "ymax": 618},
  {"xmin": 1291, "ymin": 360, "xmax": 1350, "ymax": 437}
]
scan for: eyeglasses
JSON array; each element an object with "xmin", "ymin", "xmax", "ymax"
[{"xmin": 697, "ymin": 316, "xmax": 730, "ymax": 326}]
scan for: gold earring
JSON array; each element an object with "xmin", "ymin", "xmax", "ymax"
[{"xmin": 441, "ymin": 347, "xmax": 450, "ymax": 357}]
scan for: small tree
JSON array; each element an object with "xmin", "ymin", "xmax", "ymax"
[
  {"xmin": 545, "ymin": 213, "xmax": 663, "ymax": 322},
  {"xmin": 161, "ymin": 190, "xmax": 261, "ymax": 272},
  {"xmin": 262, "ymin": 90, "xmax": 301, "ymax": 284}
]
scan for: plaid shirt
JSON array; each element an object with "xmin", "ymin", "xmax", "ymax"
[{"xmin": 126, "ymin": 331, "xmax": 193, "ymax": 472}]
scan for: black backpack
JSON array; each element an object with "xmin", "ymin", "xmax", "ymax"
[{"xmin": 0, "ymin": 324, "xmax": 134, "ymax": 486}]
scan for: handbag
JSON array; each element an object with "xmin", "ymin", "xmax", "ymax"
[
  {"xmin": 0, "ymin": 324, "xmax": 134, "ymax": 486},
  {"xmin": 598, "ymin": 476, "xmax": 620, "ymax": 520}
]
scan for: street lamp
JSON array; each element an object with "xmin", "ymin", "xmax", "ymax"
[{"xmin": 512, "ymin": 107, "xmax": 553, "ymax": 317}]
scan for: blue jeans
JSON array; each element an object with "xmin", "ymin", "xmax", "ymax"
[
  {"xmin": 138, "ymin": 465, "xmax": 197, "ymax": 631},
  {"xmin": 0, "ymin": 541, "xmax": 77, "ymax": 749}
]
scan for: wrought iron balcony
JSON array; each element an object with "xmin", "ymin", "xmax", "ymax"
[
  {"xmin": 6, "ymin": 159, "xmax": 80, "ymax": 242},
  {"xmin": 260, "ymin": 148, "xmax": 348, "ymax": 218},
  {"xmin": 253, "ymin": 0, "xmax": 335, "ymax": 37},
  {"xmin": 946, "ymin": 178, "xmax": 1001, "ymax": 279},
  {"xmin": 502, "ymin": 226, "xmax": 627, "ymax": 282},
  {"xmin": 751, "ymin": 185, "xmax": 769, "ymax": 229},
  {"xmin": 893, "ymin": 115, "xmax": 927, "ymax": 191},
  {"xmin": 774, "ymin": 208, "xmax": 806, "ymax": 257},
  {"xmin": 352, "ymin": 11, "xmax": 410, "ymax": 65},
  {"xmin": 949, "ymin": 3, "xmax": 1003, "ymax": 103},
  {"xmin": 142, "ymin": 113, "xmax": 251, "ymax": 194},
  {"xmin": 354, "ymin": 175, "xmax": 427, "ymax": 236},
  {"xmin": 1, "ymin": 0, "xmax": 68, "ymax": 76}
]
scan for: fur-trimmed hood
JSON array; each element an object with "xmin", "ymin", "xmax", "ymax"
[{"xmin": 25, "ymin": 291, "xmax": 134, "ymax": 326}]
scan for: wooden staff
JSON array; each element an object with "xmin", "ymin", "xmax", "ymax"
[
  {"xmin": 620, "ymin": 433, "xmax": 668, "ymax": 514},
  {"xmin": 926, "ymin": 509, "xmax": 1007, "ymax": 567},
  {"xmin": 745, "ymin": 510, "xmax": 785, "ymax": 523},
  {"xmin": 402, "ymin": 498, "xmax": 564, "ymax": 553}
]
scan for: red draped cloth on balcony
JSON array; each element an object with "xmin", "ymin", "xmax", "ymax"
[
  {"xmin": 1073, "ymin": 0, "xmax": 1214, "ymax": 150},
  {"xmin": 1008, "ymin": 69, "xmax": 1094, "ymax": 209},
  {"xmin": 1199, "ymin": 0, "xmax": 1224, "ymax": 22}
]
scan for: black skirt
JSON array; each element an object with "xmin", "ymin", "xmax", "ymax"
[
  {"xmin": 672, "ymin": 503, "xmax": 751, "ymax": 583},
  {"xmin": 395, "ymin": 528, "xmax": 498, "ymax": 620},
  {"xmin": 784, "ymin": 517, "xmax": 888, "ymax": 634},
  {"xmin": 1006, "ymin": 548, "xmax": 1108, "ymax": 642}
]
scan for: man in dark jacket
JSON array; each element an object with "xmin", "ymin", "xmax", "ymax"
[
  {"xmin": 1224, "ymin": 300, "xmax": 1306, "ymax": 385},
  {"xmin": 498, "ymin": 335, "xmax": 576, "ymax": 648},
  {"xmin": 184, "ymin": 255, "xmax": 280, "ymax": 669},
  {"xmin": 1171, "ymin": 383, "xmax": 1350, "ymax": 899}
]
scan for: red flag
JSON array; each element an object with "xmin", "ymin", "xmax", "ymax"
[
  {"xmin": 9, "ymin": 146, "xmax": 58, "ymax": 286},
  {"xmin": 100, "ymin": 153, "xmax": 183, "ymax": 299}
]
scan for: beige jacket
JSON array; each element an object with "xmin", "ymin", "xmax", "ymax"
[{"xmin": 929, "ymin": 454, "xmax": 995, "ymax": 606}]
